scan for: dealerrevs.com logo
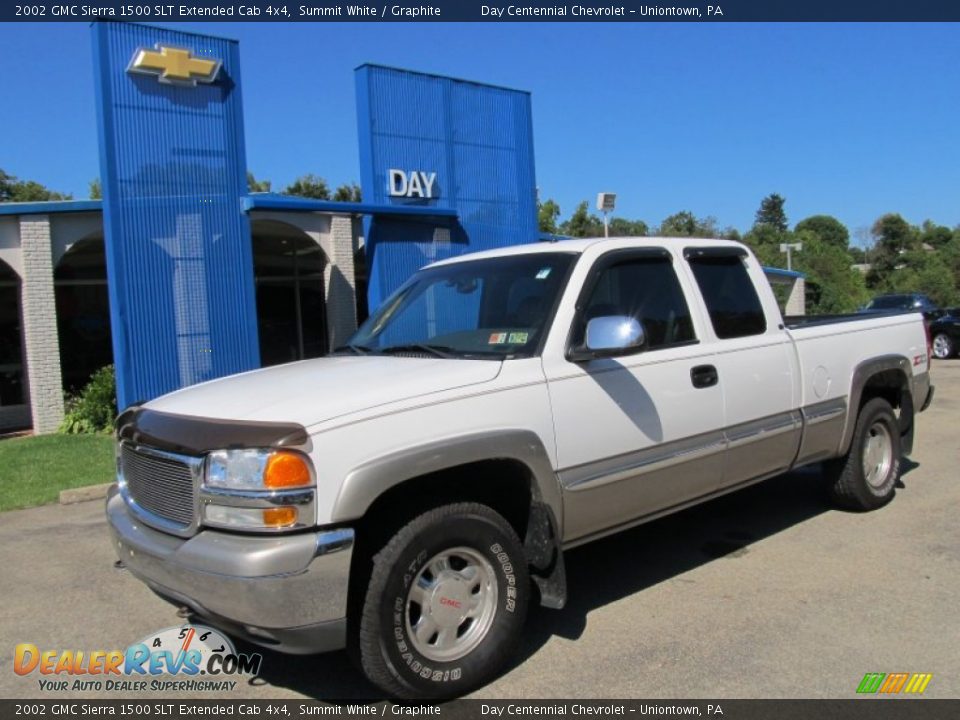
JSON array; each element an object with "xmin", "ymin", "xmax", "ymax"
[{"xmin": 14, "ymin": 625, "xmax": 262, "ymax": 693}]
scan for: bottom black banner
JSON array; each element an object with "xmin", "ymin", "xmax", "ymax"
[{"xmin": 0, "ymin": 700, "xmax": 954, "ymax": 720}]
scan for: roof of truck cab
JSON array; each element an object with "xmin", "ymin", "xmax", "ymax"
[{"xmin": 428, "ymin": 236, "xmax": 746, "ymax": 266}]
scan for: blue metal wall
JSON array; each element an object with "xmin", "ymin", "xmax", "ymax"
[
  {"xmin": 92, "ymin": 23, "xmax": 259, "ymax": 410},
  {"xmin": 355, "ymin": 65, "xmax": 539, "ymax": 310}
]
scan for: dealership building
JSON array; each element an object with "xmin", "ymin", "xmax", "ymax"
[{"xmin": 0, "ymin": 22, "xmax": 803, "ymax": 434}]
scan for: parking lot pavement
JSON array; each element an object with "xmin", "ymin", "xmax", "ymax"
[{"xmin": 2, "ymin": 360, "xmax": 958, "ymax": 701}]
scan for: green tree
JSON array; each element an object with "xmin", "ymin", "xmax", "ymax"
[
  {"xmin": 0, "ymin": 169, "xmax": 72, "ymax": 202},
  {"xmin": 848, "ymin": 246, "xmax": 867, "ymax": 264},
  {"xmin": 742, "ymin": 225, "xmax": 786, "ymax": 267},
  {"xmin": 918, "ymin": 220, "xmax": 953, "ymax": 250},
  {"xmin": 333, "ymin": 183, "xmax": 362, "ymax": 202},
  {"xmin": 755, "ymin": 193, "xmax": 788, "ymax": 232},
  {"xmin": 790, "ymin": 232, "xmax": 871, "ymax": 314},
  {"xmin": 608, "ymin": 217, "xmax": 648, "ymax": 237},
  {"xmin": 284, "ymin": 174, "xmax": 330, "ymax": 200},
  {"xmin": 882, "ymin": 250, "xmax": 957, "ymax": 306},
  {"xmin": 0, "ymin": 170, "xmax": 14, "ymax": 202},
  {"xmin": 868, "ymin": 213, "xmax": 918, "ymax": 284},
  {"xmin": 794, "ymin": 215, "xmax": 849, "ymax": 249},
  {"xmin": 560, "ymin": 201, "xmax": 605, "ymax": 238},
  {"xmin": 538, "ymin": 198, "xmax": 561, "ymax": 234},
  {"xmin": 247, "ymin": 171, "xmax": 272, "ymax": 193},
  {"xmin": 656, "ymin": 210, "xmax": 719, "ymax": 238},
  {"xmin": 89, "ymin": 178, "xmax": 102, "ymax": 199}
]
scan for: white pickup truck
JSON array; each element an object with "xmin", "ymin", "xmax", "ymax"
[{"xmin": 107, "ymin": 237, "xmax": 934, "ymax": 698}]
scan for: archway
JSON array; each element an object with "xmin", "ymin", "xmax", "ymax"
[
  {"xmin": 0, "ymin": 259, "xmax": 25, "ymax": 411},
  {"xmin": 54, "ymin": 236, "xmax": 114, "ymax": 393},
  {"xmin": 251, "ymin": 220, "xmax": 329, "ymax": 366}
]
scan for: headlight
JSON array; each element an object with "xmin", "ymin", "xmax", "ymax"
[
  {"xmin": 206, "ymin": 449, "xmax": 312, "ymax": 491},
  {"xmin": 201, "ymin": 448, "xmax": 315, "ymax": 532}
]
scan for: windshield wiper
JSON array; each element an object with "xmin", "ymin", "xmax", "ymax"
[
  {"xmin": 332, "ymin": 343, "xmax": 375, "ymax": 355},
  {"xmin": 379, "ymin": 343, "xmax": 456, "ymax": 359}
]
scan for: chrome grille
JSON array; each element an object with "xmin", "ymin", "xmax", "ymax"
[{"xmin": 120, "ymin": 444, "xmax": 198, "ymax": 529}]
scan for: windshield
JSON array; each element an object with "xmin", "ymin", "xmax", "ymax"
[{"xmin": 346, "ymin": 252, "xmax": 576, "ymax": 359}]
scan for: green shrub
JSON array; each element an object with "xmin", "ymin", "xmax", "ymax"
[{"xmin": 59, "ymin": 365, "xmax": 117, "ymax": 434}]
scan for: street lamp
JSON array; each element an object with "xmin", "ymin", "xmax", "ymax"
[
  {"xmin": 597, "ymin": 192, "xmax": 616, "ymax": 238},
  {"xmin": 779, "ymin": 242, "xmax": 802, "ymax": 271}
]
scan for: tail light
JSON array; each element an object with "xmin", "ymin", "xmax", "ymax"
[{"xmin": 923, "ymin": 320, "xmax": 932, "ymax": 371}]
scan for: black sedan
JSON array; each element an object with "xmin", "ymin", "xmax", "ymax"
[
  {"xmin": 860, "ymin": 293, "xmax": 942, "ymax": 322},
  {"xmin": 931, "ymin": 309, "xmax": 960, "ymax": 359}
]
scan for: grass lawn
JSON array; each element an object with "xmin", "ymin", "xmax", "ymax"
[{"xmin": 0, "ymin": 433, "xmax": 115, "ymax": 511}]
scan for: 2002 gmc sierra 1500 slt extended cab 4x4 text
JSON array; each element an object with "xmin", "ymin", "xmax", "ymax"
[{"xmin": 107, "ymin": 237, "xmax": 934, "ymax": 697}]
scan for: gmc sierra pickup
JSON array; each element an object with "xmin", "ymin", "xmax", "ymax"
[{"xmin": 107, "ymin": 237, "xmax": 934, "ymax": 698}]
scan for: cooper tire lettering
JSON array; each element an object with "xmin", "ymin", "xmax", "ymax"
[{"xmin": 357, "ymin": 503, "xmax": 530, "ymax": 698}]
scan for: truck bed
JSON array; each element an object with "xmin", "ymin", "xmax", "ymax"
[{"xmin": 784, "ymin": 310, "xmax": 917, "ymax": 329}]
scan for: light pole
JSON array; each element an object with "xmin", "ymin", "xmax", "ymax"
[
  {"xmin": 779, "ymin": 242, "xmax": 802, "ymax": 271},
  {"xmin": 597, "ymin": 192, "xmax": 616, "ymax": 238}
]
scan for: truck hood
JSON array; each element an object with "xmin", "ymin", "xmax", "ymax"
[{"xmin": 145, "ymin": 356, "xmax": 503, "ymax": 428}]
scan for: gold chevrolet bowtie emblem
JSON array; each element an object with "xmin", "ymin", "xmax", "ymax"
[{"xmin": 127, "ymin": 44, "xmax": 221, "ymax": 86}]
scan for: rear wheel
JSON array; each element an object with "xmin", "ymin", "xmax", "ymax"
[
  {"xmin": 357, "ymin": 502, "xmax": 529, "ymax": 699},
  {"xmin": 824, "ymin": 397, "xmax": 901, "ymax": 511},
  {"xmin": 932, "ymin": 333, "xmax": 954, "ymax": 359}
]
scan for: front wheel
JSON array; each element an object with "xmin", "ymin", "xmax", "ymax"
[
  {"xmin": 932, "ymin": 332, "xmax": 954, "ymax": 359},
  {"xmin": 824, "ymin": 397, "xmax": 901, "ymax": 511},
  {"xmin": 357, "ymin": 503, "xmax": 530, "ymax": 699}
]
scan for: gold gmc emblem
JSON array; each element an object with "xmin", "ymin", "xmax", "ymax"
[{"xmin": 127, "ymin": 44, "xmax": 221, "ymax": 86}]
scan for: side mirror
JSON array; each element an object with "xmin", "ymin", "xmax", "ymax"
[{"xmin": 570, "ymin": 315, "xmax": 646, "ymax": 361}]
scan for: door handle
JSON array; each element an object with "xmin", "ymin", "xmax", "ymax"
[{"xmin": 691, "ymin": 364, "xmax": 718, "ymax": 389}]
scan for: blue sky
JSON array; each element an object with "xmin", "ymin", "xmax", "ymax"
[{"xmin": 1, "ymin": 22, "xmax": 958, "ymax": 243}]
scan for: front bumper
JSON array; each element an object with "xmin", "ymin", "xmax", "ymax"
[{"xmin": 106, "ymin": 486, "xmax": 354, "ymax": 654}]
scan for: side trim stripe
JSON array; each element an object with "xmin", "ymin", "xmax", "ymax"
[{"xmin": 561, "ymin": 399, "xmax": 847, "ymax": 493}]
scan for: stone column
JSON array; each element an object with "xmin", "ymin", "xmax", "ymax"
[
  {"xmin": 19, "ymin": 215, "xmax": 65, "ymax": 433},
  {"xmin": 785, "ymin": 277, "xmax": 806, "ymax": 316},
  {"xmin": 325, "ymin": 214, "xmax": 359, "ymax": 348}
]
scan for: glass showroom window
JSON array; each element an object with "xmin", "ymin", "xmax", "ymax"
[
  {"xmin": 54, "ymin": 237, "xmax": 114, "ymax": 393},
  {"xmin": 252, "ymin": 234, "xmax": 328, "ymax": 367},
  {"xmin": 0, "ymin": 260, "xmax": 24, "ymax": 407}
]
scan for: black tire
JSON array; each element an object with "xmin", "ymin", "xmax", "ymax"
[
  {"xmin": 932, "ymin": 332, "xmax": 954, "ymax": 359},
  {"xmin": 824, "ymin": 397, "xmax": 901, "ymax": 511},
  {"xmin": 357, "ymin": 502, "xmax": 530, "ymax": 699}
]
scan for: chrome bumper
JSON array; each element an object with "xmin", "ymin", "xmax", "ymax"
[{"xmin": 106, "ymin": 486, "xmax": 354, "ymax": 654}]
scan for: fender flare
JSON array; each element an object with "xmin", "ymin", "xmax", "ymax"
[
  {"xmin": 839, "ymin": 354, "xmax": 913, "ymax": 456},
  {"xmin": 331, "ymin": 429, "xmax": 567, "ymax": 608}
]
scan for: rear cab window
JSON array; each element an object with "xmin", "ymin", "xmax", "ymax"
[{"xmin": 685, "ymin": 249, "xmax": 767, "ymax": 339}]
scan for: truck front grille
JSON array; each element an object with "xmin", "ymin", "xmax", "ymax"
[{"xmin": 120, "ymin": 444, "xmax": 198, "ymax": 530}]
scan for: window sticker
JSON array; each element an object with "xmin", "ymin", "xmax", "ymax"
[
  {"xmin": 508, "ymin": 332, "xmax": 529, "ymax": 344},
  {"xmin": 535, "ymin": 267, "xmax": 552, "ymax": 280},
  {"xmin": 488, "ymin": 332, "xmax": 508, "ymax": 344}
]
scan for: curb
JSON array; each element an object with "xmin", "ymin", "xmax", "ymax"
[{"xmin": 59, "ymin": 483, "xmax": 113, "ymax": 505}]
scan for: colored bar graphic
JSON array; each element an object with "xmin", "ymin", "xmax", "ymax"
[
  {"xmin": 879, "ymin": 672, "xmax": 909, "ymax": 693},
  {"xmin": 857, "ymin": 673, "xmax": 885, "ymax": 694},
  {"xmin": 857, "ymin": 672, "xmax": 932, "ymax": 694},
  {"xmin": 904, "ymin": 673, "xmax": 933, "ymax": 694}
]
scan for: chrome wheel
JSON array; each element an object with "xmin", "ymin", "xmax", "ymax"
[
  {"xmin": 405, "ymin": 546, "xmax": 498, "ymax": 663},
  {"xmin": 933, "ymin": 334, "xmax": 952, "ymax": 359},
  {"xmin": 862, "ymin": 421, "xmax": 893, "ymax": 488}
]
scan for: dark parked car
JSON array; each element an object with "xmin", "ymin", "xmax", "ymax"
[
  {"xmin": 860, "ymin": 293, "xmax": 942, "ymax": 322},
  {"xmin": 931, "ymin": 310, "xmax": 960, "ymax": 359}
]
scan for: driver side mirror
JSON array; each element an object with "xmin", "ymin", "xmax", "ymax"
[{"xmin": 569, "ymin": 315, "xmax": 646, "ymax": 362}]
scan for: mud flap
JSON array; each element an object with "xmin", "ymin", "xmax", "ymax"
[{"xmin": 524, "ymin": 502, "xmax": 567, "ymax": 610}]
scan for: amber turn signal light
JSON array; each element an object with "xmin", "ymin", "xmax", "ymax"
[
  {"xmin": 263, "ymin": 451, "xmax": 312, "ymax": 489},
  {"xmin": 262, "ymin": 506, "xmax": 298, "ymax": 528}
]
